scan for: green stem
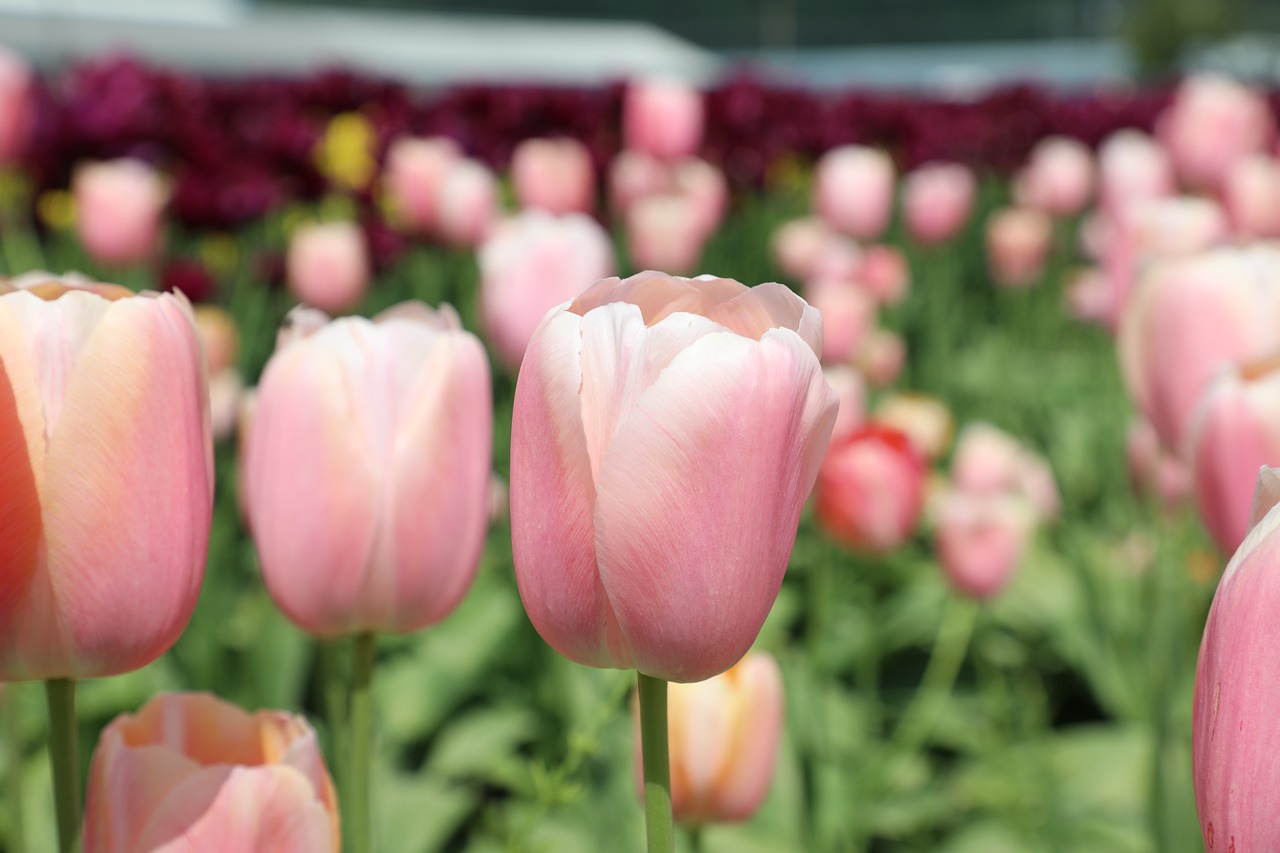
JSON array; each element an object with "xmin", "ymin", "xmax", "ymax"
[
  {"xmin": 637, "ymin": 673, "xmax": 673, "ymax": 853},
  {"xmin": 4, "ymin": 685, "xmax": 25, "ymax": 853},
  {"xmin": 890, "ymin": 597, "xmax": 978, "ymax": 757},
  {"xmin": 687, "ymin": 825, "xmax": 704, "ymax": 853},
  {"xmin": 349, "ymin": 632, "xmax": 377, "ymax": 853},
  {"xmin": 319, "ymin": 639, "xmax": 349, "ymax": 809},
  {"xmin": 44, "ymin": 679, "xmax": 79, "ymax": 853}
]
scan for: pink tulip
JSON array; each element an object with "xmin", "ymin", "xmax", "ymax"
[
  {"xmin": 874, "ymin": 393, "xmax": 954, "ymax": 460},
  {"xmin": 0, "ymin": 281, "xmax": 211, "ymax": 680},
  {"xmin": 85, "ymin": 692, "xmax": 338, "ymax": 852},
  {"xmin": 436, "ymin": 158, "xmax": 500, "ymax": 247},
  {"xmin": 816, "ymin": 425, "xmax": 925, "ymax": 554},
  {"xmin": 626, "ymin": 194, "xmax": 708, "ymax": 275},
  {"xmin": 1014, "ymin": 136, "xmax": 1094, "ymax": 217},
  {"xmin": 824, "ymin": 364, "xmax": 867, "ymax": 446},
  {"xmin": 772, "ymin": 217, "xmax": 837, "ymax": 281},
  {"xmin": 807, "ymin": 236, "xmax": 863, "ymax": 284},
  {"xmin": 478, "ymin": 210, "xmax": 615, "ymax": 370},
  {"xmin": 804, "ymin": 279, "xmax": 875, "ymax": 366},
  {"xmin": 985, "ymin": 207, "xmax": 1052, "ymax": 287},
  {"xmin": 383, "ymin": 136, "xmax": 462, "ymax": 234},
  {"xmin": 673, "ymin": 157, "xmax": 729, "ymax": 237},
  {"xmin": 510, "ymin": 272, "xmax": 836, "ymax": 682},
  {"xmin": 1159, "ymin": 72, "xmax": 1274, "ymax": 190},
  {"xmin": 511, "ymin": 137, "xmax": 596, "ymax": 215},
  {"xmin": 0, "ymin": 48, "xmax": 32, "ymax": 164},
  {"xmin": 193, "ymin": 305, "xmax": 239, "ymax": 376},
  {"xmin": 857, "ymin": 245, "xmax": 909, "ymax": 305},
  {"xmin": 902, "ymin": 162, "xmax": 976, "ymax": 244},
  {"xmin": 1189, "ymin": 359, "xmax": 1280, "ymax": 555},
  {"xmin": 951, "ymin": 422, "xmax": 1060, "ymax": 523},
  {"xmin": 633, "ymin": 652, "xmax": 783, "ymax": 824},
  {"xmin": 1126, "ymin": 418, "xmax": 1191, "ymax": 511},
  {"xmin": 1224, "ymin": 155, "xmax": 1280, "ymax": 239},
  {"xmin": 1193, "ymin": 466, "xmax": 1280, "ymax": 849},
  {"xmin": 73, "ymin": 159, "xmax": 167, "ymax": 267},
  {"xmin": 1097, "ymin": 130, "xmax": 1175, "ymax": 216},
  {"xmin": 244, "ymin": 302, "xmax": 492, "ymax": 636},
  {"xmin": 856, "ymin": 328, "xmax": 906, "ymax": 388},
  {"xmin": 1064, "ymin": 268, "xmax": 1114, "ymax": 325},
  {"xmin": 935, "ymin": 490, "xmax": 1034, "ymax": 599},
  {"xmin": 813, "ymin": 146, "xmax": 895, "ymax": 239},
  {"xmin": 286, "ymin": 221, "xmax": 369, "ymax": 314},
  {"xmin": 609, "ymin": 149, "xmax": 670, "ymax": 214},
  {"xmin": 623, "ymin": 79, "xmax": 704, "ymax": 160}
]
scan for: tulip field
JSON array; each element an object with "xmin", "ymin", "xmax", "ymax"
[{"xmin": 4, "ymin": 50, "xmax": 1280, "ymax": 853}]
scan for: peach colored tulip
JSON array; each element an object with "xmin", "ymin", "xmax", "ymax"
[
  {"xmin": 1159, "ymin": 72, "xmax": 1274, "ymax": 190},
  {"xmin": 511, "ymin": 136, "xmax": 596, "ymax": 215},
  {"xmin": 1126, "ymin": 418, "xmax": 1191, "ymax": 511},
  {"xmin": 951, "ymin": 422, "xmax": 1060, "ymax": 523},
  {"xmin": 857, "ymin": 245, "xmax": 909, "ymax": 305},
  {"xmin": 0, "ymin": 48, "xmax": 32, "ymax": 164},
  {"xmin": 816, "ymin": 425, "xmax": 925, "ymax": 554},
  {"xmin": 73, "ymin": 159, "xmax": 167, "ymax": 267},
  {"xmin": 479, "ymin": 210, "xmax": 615, "ymax": 370},
  {"xmin": 935, "ymin": 490, "xmax": 1034, "ymax": 599},
  {"xmin": 902, "ymin": 162, "xmax": 976, "ymax": 244},
  {"xmin": 1224, "ymin": 154, "xmax": 1280, "ymax": 239},
  {"xmin": 824, "ymin": 364, "xmax": 866, "ymax": 446},
  {"xmin": 1189, "ymin": 359, "xmax": 1280, "ymax": 555},
  {"xmin": 624, "ymin": 78, "xmax": 704, "ymax": 160},
  {"xmin": 1118, "ymin": 244, "xmax": 1280, "ymax": 454},
  {"xmin": 1013, "ymin": 136, "xmax": 1094, "ymax": 217},
  {"xmin": 626, "ymin": 194, "xmax": 707, "ymax": 275},
  {"xmin": 0, "ymin": 282, "xmax": 211, "ymax": 680},
  {"xmin": 813, "ymin": 145, "xmax": 895, "ymax": 239},
  {"xmin": 985, "ymin": 207, "xmax": 1052, "ymax": 287},
  {"xmin": 609, "ymin": 149, "xmax": 670, "ymax": 214},
  {"xmin": 633, "ymin": 652, "xmax": 783, "ymax": 825},
  {"xmin": 1193, "ymin": 466, "xmax": 1280, "ymax": 849},
  {"xmin": 193, "ymin": 305, "xmax": 239, "ymax": 376},
  {"xmin": 245, "ymin": 302, "xmax": 492, "ymax": 636},
  {"xmin": 804, "ymin": 279, "xmax": 875, "ymax": 366},
  {"xmin": 286, "ymin": 220, "xmax": 369, "ymax": 314},
  {"xmin": 772, "ymin": 217, "xmax": 837, "ymax": 281},
  {"xmin": 436, "ymin": 158, "xmax": 499, "ymax": 247},
  {"xmin": 383, "ymin": 136, "xmax": 462, "ymax": 234},
  {"xmin": 856, "ymin": 328, "xmax": 906, "ymax": 388},
  {"xmin": 1097, "ymin": 130, "xmax": 1174, "ymax": 216},
  {"xmin": 673, "ymin": 157, "xmax": 729, "ymax": 237},
  {"xmin": 510, "ymin": 272, "xmax": 836, "ymax": 682},
  {"xmin": 874, "ymin": 393, "xmax": 954, "ymax": 460},
  {"xmin": 84, "ymin": 692, "xmax": 338, "ymax": 853}
]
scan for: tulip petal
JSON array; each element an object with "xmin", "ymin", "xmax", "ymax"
[
  {"xmin": 1249, "ymin": 466, "xmax": 1280, "ymax": 531},
  {"xmin": 710, "ymin": 654, "xmax": 784, "ymax": 820},
  {"xmin": 594, "ymin": 328, "xmax": 837, "ymax": 682},
  {"xmin": 84, "ymin": 730, "xmax": 201, "ymax": 853}
]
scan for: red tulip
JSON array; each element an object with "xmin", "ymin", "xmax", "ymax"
[{"xmin": 816, "ymin": 425, "xmax": 925, "ymax": 554}]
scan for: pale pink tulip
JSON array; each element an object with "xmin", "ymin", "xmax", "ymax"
[
  {"xmin": 856, "ymin": 328, "xmax": 905, "ymax": 388},
  {"xmin": 951, "ymin": 422, "xmax": 1060, "ymax": 523},
  {"xmin": 609, "ymin": 149, "xmax": 670, "ymax": 214},
  {"xmin": 807, "ymin": 236, "xmax": 863, "ymax": 284},
  {"xmin": 84, "ymin": 692, "xmax": 338, "ymax": 853},
  {"xmin": 511, "ymin": 137, "xmax": 596, "ymax": 215},
  {"xmin": 817, "ymin": 425, "xmax": 925, "ymax": 554},
  {"xmin": 383, "ymin": 136, "xmax": 462, "ymax": 234},
  {"xmin": 1159, "ymin": 72, "xmax": 1274, "ymax": 190},
  {"xmin": 1064, "ymin": 268, "xmax": 1114, "ymax": 325},
  {"xmin": 1224, "ymin": 155, "xmax": 1280, "ymax": 239},
  {"xmin": 857, "ymin": 245, "xmax": 909, "ymax": 305},
  {"xmin": 804, "ymin": 279, "xmax": 875, "ymax": 366},
  {"xmin": 813, "ymin": 146, "xmax": 895, "ymax": 239},
  {"xmin": 874, "ymin": 393, "xmax": 954, "ymax": 460},
  {"xmin": 73, "ymin": 159, "xmax": 167, "ymax": 267},
  {"xmin": 902, "ymin": 162, "xmax": 976, "ymax": 245},
  {"xmin": 985, "ymin": 207, "xmax": 1052, "ymax": 287},
  {"xmin": 479, "ymin": 210, "xmax": 615, "ymax": 370},
  {"xmin": 1193, "ymin": 466, "xmax": 1280, "ymax": 849},
  {"xmin": 823, "ymin": 364, "xmax": 867, "ymax": 446},
  {"xmin": 245, "ymin": 302, "xmax": 492, "ymax": 635},
  {"xmin": 626, "ymin": 194, "xmax": 707, "ymax": 275},
  {"xmin": 1097, "ymin": 130, "xmax": 1175, "ymax": 216},
  {"xmin": 1126, "ymin": 418, "xmax": 1191, "ymax": 511},
  {"xmin": 624, "ymin": 79, "xmax": 704, "ymax": 160},
  {"xmin": 935, "ymin": 490, "xmax": 1034, "ymax": 599},
  {"xmin": 436, "ymin": 158, "xmax": 500, "ymax": 246},
  {"xmin": 673, "ymin": 157, "xmax": 729, "ymax": 237},
  {"xmin": 510, "ymin": 272, "xmax": 836, "ymax": 682},
  {"xmin": 0, "ymin": 48, "xmax": 32, "ymax": 164},
  {"xmin": 633, "ymin": 652, "xmax": 783, "ymax": 824},
  {"xmin": 286, "ymin": 221, "xmax": 369, "ymax": 314},
  {"xmin": 772, "ymin": 217, "xmax": 837, "ymax": 281},
  {"xmin": 0, "ymin": 281, "xmax": 211, "ymax": 680},
  {"xmin": 1014, "ymin": 136, "xmax": 1094, "ymax": 217}
]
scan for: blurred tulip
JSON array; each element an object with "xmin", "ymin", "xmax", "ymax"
[
  {"xmin": 478, "ymin": 210, "xmax": 615, "ymax": 369},
  {"xmin": 935, "ymin": 490, "xmax": 1034, "ymax": 599},
  {"xmin": 902, "ymin": 162, "xmax": 976, "ymax": 244},
  {"xmin": 1097, "ymin": 130, "xmax": 1174, "ymax": 216},
  {"xmin": 951, "ymin": 422, "xmax": 1060, "ymax": 523},
  {"xmin": 805, "ymin": 279, "xmax": 875, "ymax": 366},
  {"xmin": 624, "ymin": 78, "xmax": 704, "ymax": 160},
  {"xmin": 1126, "ymin": 418, "xmax": 1191, "ymax": 511},
  {"xmin": 1159, "ymin": 72, "xmax": 1274, "ymax": 190},
  {"xmin": 194, "ymin": 305, "xmax": 243, "ymax": 443},
  {"xmin": 874, "ymin": 393, "xmax": 953, "ymax": 460},
  {"xmin": 511, "ymin": 136, "xmax": 595, "ymax": 215},
  {"xmin": 1193, "ymin": 466, "xmax": 1280, "ymax": 849},
  {"xmin": 771, "ymin": 217, "xmax": 837, "ymax": 281},
  {"xmin": 286, "ymin": 221, "xmax": 369, "ymax": 314},
  {"xmin": 244, "ymin": 302, "xmax": 492, "ymax": 635},
  {"xmin": 1014, "ymin": 136, "xmax": 1094, "ymax": 217},
  {"xmin": 824, "ymin": 364, "xmax": 867, "ymax": 445},
  {"xmin": 73, "ymin": 159, "xmax": 167, "ymax": 267},
  {"xmin": 626, "ymin": 194, "xmax": 707, "ymax": 275},
  {"xmin": 813, "ymin": 145, "xmax": 895, "ymax": 239},
  {"xmin": 436, "ymin": 158, "xmax": 499, "ymax": 246},
  {"xmin": 0, "ymin": 281, "xmax": 211, "ymax": 680},
  {"xmin": 807, "ymin": 235, "xmax": 863, "ymax": 284},
  {"xmin": 857, "ymin": 245, "xmax": 909, "ymax": 305},
  {"xmin": 609, "ymin": 149, "xmax": 670, "ymax": 214},
  {"xmin": 856, "ymin": 328, "xmax": 906, "ymax": 388},
  {"xmin": 1224, "ymin": 155, "xmax": 1280, "ymax": 239},
  {"xmin": 510, "ymin": 272, "xmax": 836, "ymax": 682},
  {"xmin": 0, "ymin": 47, "xmax": 32, "ymax": 164},
  {"xmin": 817, "ymin": 425, "xmax": 925, "ymax": 553},
  {"xmin": 1064, "ymin": 268, "xmax": 1113, "ymax": 325},
  {"xmin": 673, "ymin": 157, "xmax": 729, "ymax": 237},
  {"xmin": 383, "ymin": 136, "xmax": 461, "ymax": 234},
  {"xmin": 985, "ymin": 207, "xmax": 1052, "ymax": 287},
  {"xmin": 633, "ymin": 652, "xmax": 783, "ymax": 825},
  {"xmin": 84, "ymin": 692, "xmax": 338, "ymax": 852}
]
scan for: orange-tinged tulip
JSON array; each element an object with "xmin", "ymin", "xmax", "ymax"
[
  {"xmin": 0, "ymin": 281, "xmax": 211, "ymax": 680},
  {"xmin": 84, "ymin": 692, "xmax": 338, "ymax": 853},
  {"xmin": 985, "ymin": 207, "xmax": 1052, "ymax": 288}
]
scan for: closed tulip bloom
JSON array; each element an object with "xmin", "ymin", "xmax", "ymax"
[
  {"xmin": 436, "ymin": 158, "xmax": 500, "ymax": 247},
  {"xmin": 857, "ymin": 245, "xmax": 909, "ymax": 305},
  {"xmin": 951, "ymin": 422, "xmax": 1060, "ymax": 523},
  {"xmin": 511, "ymin": 137, "xmax": 596, "ymax": 215},
  {"xmin": 633, "ymin": 652, "xmax": 784, "ymax": 825},
  {"xmin": 1097, "ymin": 130, "xmax": 1174, "ymax": 216},
  {"xmin": 1014, "ymin": 136, "xmax": 1094, "ymax": 217},
  {"xmin": 1224, "ymin": 155, "xmax": 1280, "ymax": 239},
  {"xmin": 1159, "ymin": 72, "xmax": 1274, "ymax": 190},
  {"xmin": 856, "ymin": 328, "xmax": 906, "ymax": 388},
  {"xmin": 383, "ymin": 136, "xmax": 462, "ymax": 234},
  {"xmin": 985, "ymin": 207, "xmax": 1052, "ymax": 287},
  {"xmin": 804, "ymin": 279, "xmax": 875, "ymax": 366},
  {"xmin": 673, "ymin": 157, "xmax": 729, "ymax": 237},
  {"xmin": 935, "ymin": 491, "xmax": 1034, "ymax": 599},
  {"xmin": 84, "ymin": 692, "xmax": 338, "ymax": 852},
  {"xmin": 286, "ymin": 221, "xmax": 369, "ymax": 314},
  {"xmin": 626, "ymin": 194, "xmax": 708, "ymax": 275},
  {"xmin": 244, "ymin": 302, "xmax": 492, "ymax": 636},
  {"xmin": 1193, "ymin": 466, "xmax": 1280, "ymax": 849},
  {"xmin": 772, "ymin": 217, "xmax": 837, "ymax": 281},
  {"xmin": 807, "ymin": 236, "xmax": 864, "ymax": 284},
  {"xmin": 903, "ymin": 162, "xmax": 976, "ymax": 245},
  {"xmin": 609, "ymin": 149, "xmax": 670, "ymax": 214},
  {"xmin": 813, "ymin": 146, "xmax": 895, "ymax": 239},
  {"xmin": 0, "ymin": 281, "xmax": 211, "ymax": 680},
  {"xmin": 511, "ymin": 272, "xmax": 836, "ymax": 682},
  {"xmin": 74, "ymin": 159, "xmax": 167, "ymax": 267},
  {"xmin": 478, "ymin": 210, "xmax": 615, "ymax": 370},
  {"xmin": 817, "ymin": 425, "xmax": 925, "ymax": 554},
  {"xmin": 0, "ymin": 47, "xmax": 32, "ymax": 163},
  {"xmin": 874, "ymin": 393, "xmax": 954, "ymax": 460},
  {"xmin": 624, "ymin": 78, "xmax": 704, "ymax": 160},
  {"xmin": 823, "ymin": 364, "xmax": 867, "ymax": 446}
]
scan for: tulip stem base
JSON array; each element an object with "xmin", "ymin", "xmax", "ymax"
[
  {"xmin": 349, "ymin": 632, "xmax": 377, "ymax": 853},
  {"xmin": 5, "ymin": 685, "xmax": 25, "ymax": 853},
  {"xmin": 44, "ymin": 679, "xmax": 79, "ymax": 853},
  {"xmin": 637, "ymin": 673, "xmax": 674, "ymax": 853}
]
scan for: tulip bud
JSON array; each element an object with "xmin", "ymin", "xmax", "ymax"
[
  {"xmin": 951, "ymin": 422, "xmax": 1059, "ymax": 523},
  {"xmin": 985, "ymin": 207, "xmax": 1052, "ymax": 288},
  {"xmin": 935, "ymin": 490, "xmax": 1035, "ymax": 599},
  {"xmin": 857, "ymin": 245, "xmax": 909, "ymax": 305},
  {"xmin": 856, "ymin": 328, "xmax": 906, "ymax": 388},
  {"xmin": 817, "ymin": 425, "xmax": 925, "ymax": 553},
  {"xmin": 902, "ymin": 162, "xmax": 976, "ymax": 245},
  {"xmin": 672, "ymin": 157, "xmax": 729, "ymax": 238},
  {"xmin": 383, "ymin": 136, "xmax": 462, "ymax": 234},
  {"xmin": 813, "ymin": 146, "xmax": 895, "ymax": 240},
  {"xmin": 286, "ymin": 220, "xmax": 370, "ymax": 314},
  {"xmin": 626, "ymin": 194, "xmax": 707, "ymax": 275},
  {"xmin": 1013, "ymin": 136, "xmax": 1094, "ymax": 217},
  {"xmin": 511, "ymin": 137, "xmax": 596, "ymax": 215},
  {"xmin": 772, "ymin": 217, "xmax": 837, "ymax": 281},
  {"xmin": 1159, "ymin": 72, "xmax": 1274, "ymax": 190},
  {"xmin": 436, "ymin": 158, "xmax": 499, "ymax": 247},
  {"xmin": 804, "ymin": 279, "xmax": 875, "ymax": 366},
  {"xmin": 609, "ymin": 149, "xmax": 670, "ymax": 214},
  {"xmin": 73, "ymin": 159, "xmax": 167, "ymax": 267},
  {"xmin": 624, "ymin": 79, "xmax": 704, "ymax": 160},
  {"xmin": 1097, "ymin": 130, "xmax": 1174, "ymax": 216}
]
